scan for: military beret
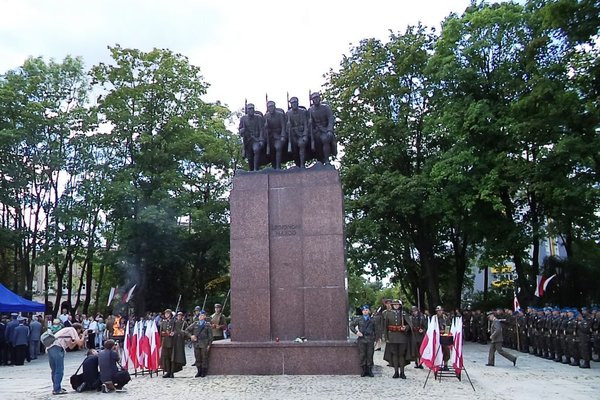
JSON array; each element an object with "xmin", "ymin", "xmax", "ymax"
[
  {"xmin": 194, "ymin": 306, "xmax": 201, "ymax": 311},
  {"xmin": 361, "ymin": 304, "xmax": 370, "ymax": 311}
]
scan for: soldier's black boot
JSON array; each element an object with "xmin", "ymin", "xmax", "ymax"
[
  {"xmin": 400, "ymin": 368, "xmax": 406, "ymax": 379},
  {"xmin": 367, "ymin": 366, "xmax": 374, "ymax": 377},
  {"xmin": 195, "ymin": 367, "xmax": 202, "ymax": 377},
  {"xmin": 200, "ymin": 368, "xmax": 207, "ymax": 377},
  {"xmin": 392, "ymin": 367, "xmax": 400, "ymax": 379},
  {"xmin": 360, "ymin": 365, "xmax": 367, "ymax": 377}
]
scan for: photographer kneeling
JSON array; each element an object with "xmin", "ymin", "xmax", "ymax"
[{"xmin": 99, "ymin": 339, "xmax": 131, "ymax": 393}]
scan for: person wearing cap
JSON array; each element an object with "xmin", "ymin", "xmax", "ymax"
[
  {"xmin": 384, "ymin": 299, "xmax": 414, "ymax": 379},
  {"xmin": 185, "ymin": 309, "xmax": 213, "ymax": 377},
  {"xmin": 160, "ymin": 309, "xmax": 187, "ymax": 378},
  {"xmin": 211, "ymin": 304, "xmax": 227, "ymax": 341},
  {"xmin": 286, "ymin": 96, "xmax": 310, "ymax": 168},
  {"xmin": 411, "ymin": 306, "xmax": 427, "ymax": 369},
  {"xmin": 264, "ymin": 100, "xmax": 287, "ymax": 169},
  {"xmin": 565, "ymin": 309, "xmax": 578, "ymax": 366},
  {"xmin": 576, "ymin": 309, "xmax": 591, "ymax": 368},
  {"xmin": 47, "ymin": 323, "xmax": 87, "ymax": 395},
  {"xmin": 308, "ymin": 92, "xmax": 336, "ymax": 164},
  {"xmin": 11, "ymin": 316, "xmax": 30, "ymax": 365},
  {"xmin": 192, "ymin": 306, "xmax": 202, "ymax": 322},
  {"xmin": 486, "ymin": 312, "xmax": 517, "ymax": 367},
  {"xmin": 238, "ymin": 102, "xmax": 266, "ymax": 171},
  {"xmin": 349, "ymin": 305, "xmax": 376, "ymax": 377},
  {"xmin": 436, "ymin": 306, "xmax": 452, "ymax": 369}
]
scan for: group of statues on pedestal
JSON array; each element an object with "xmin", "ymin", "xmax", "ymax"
[{"xmin": 238, "ymin": 92, "xmax": 337, "ymax": 171}]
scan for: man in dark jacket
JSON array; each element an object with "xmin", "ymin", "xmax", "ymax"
[
  {"xmin": 77, "ymin": 349, "xmax": 101, "ymax": 392},
  {"xmin": 350, "ymin": 305, "xmax": 376, "ymax": 377},
  {"xmin": 185, "ymin": 310, "xmax": 213, "ymax": 377},
  {"xmin": 98, "ymin": 340, "xmax": 130, "ymax": 392},
  {"xmin": 487, "ymin": 312, "xmax": 517, "ymax": 366}
]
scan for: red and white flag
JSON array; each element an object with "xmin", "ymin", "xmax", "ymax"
[
  {"xmin": 122, "ymin": 284, "xmax": 137, "ymax": 303},
  {"xmin": 144, "ymin": 321, "xmax": 159, "ymax": 371},
  {"xmin": 107, "ymin": 287, "xmax": 118, "ymax": 307},
  {"xmin": 120, "ymin": 319, "xmax": 130, "ymax": 369},
  {"xmin": 534, "ymin": 274, "xmax": 557, "ymax": 297},
  {"xmin": 139, "ymin": 321, "xmax": 151, "ymax": 369},
  {"xmin": 450, "ymin": 316, "xmax": 463, "ymax": 376},
  {"xmin": 129, "ymin": 321, "xmax": 140, "ymax": 369},
  {"xmin": 152, "ymin": 320, "xmax": 161, "ymax": 370},
  {"xmin": 420, "ymin": 315, "xmax": 442, "ymax": 371}
]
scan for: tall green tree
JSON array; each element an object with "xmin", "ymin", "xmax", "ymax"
[{"xmin": 90, "ymin": 46, "xmax": 235, "ymax": 314}]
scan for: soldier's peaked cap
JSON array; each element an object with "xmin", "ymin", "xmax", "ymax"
[{"xmin": 214, "ymin": 303, "xmax": 222, "ymax": 308}]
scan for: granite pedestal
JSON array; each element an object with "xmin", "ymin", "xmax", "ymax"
[{"xmin": 210, "ymin": 164, "xmax": 360, "ymax": 374}]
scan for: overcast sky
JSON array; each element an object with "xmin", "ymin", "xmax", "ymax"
[{"xmin": 0, "ymin": 0, "xmax": 474, "ymax": 113}]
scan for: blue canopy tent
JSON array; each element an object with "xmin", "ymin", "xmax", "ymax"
[{"xmin": 0, "ymin": 282, "xmax": 46, "ymax": 313}]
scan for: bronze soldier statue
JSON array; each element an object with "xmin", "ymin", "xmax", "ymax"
[
  {"xmin": 238, "ymin": 103, "xmax": 265, "ymax": 171},
  {"xmin": 286, "ymin": 96, "xmax": 310, "ymax": 168},
  {"xmin": 264, "ymin": 101, "xmax": 287, "ymax": 169},
  {"xmin": 308, "ymin": 92, "xmax": 336, "ymax": 164}
]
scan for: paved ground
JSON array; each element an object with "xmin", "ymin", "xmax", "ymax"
[{"xmin": 1, "ymin": 342, "xmax": 598, "ymax": 400}]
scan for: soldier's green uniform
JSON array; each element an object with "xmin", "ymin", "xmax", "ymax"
[
  {"xmin": 577, "ymin": 310, "xmax": 591, "ymax": 368},
  {"xmin": 565, "ymin": 310, "xmax": 579, "ymax": 366},
  {"xmin": 185, "ymin": 311, "xmax": 213, "ymax": 377},
  {"xmin": 349, "ymin": 305, "xmax": 376, "ymax": 377},
  {"xmin": 384, "ymin": 300, "xmax": 414, "ymax": 379},
  {"xmin": 160, "ymin": 310, "xmax": 187, "ymax": 378},
  {"xmin": 411, "ymin": 307, "xmax": 427, "ymax": 368}
]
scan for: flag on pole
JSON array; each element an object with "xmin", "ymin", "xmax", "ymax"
[
  {"xmin": 122, "ymin": 284, "xmax": 137, "ymax": 303},
  {"xmin": 139, "ymin": 321, "xmax": 151, "ymax": 370},
  {"xmin": 107, "ymin": 287, "xmax": 118, "ymax": 307},
  {"xmin": 121, "ymin": 319, "xmax": 130, "ymax": 369},
  {"xmin": 420, "ymin": 315, "xmax": 442, "ymax": 371},
  {"xmin": 450, "ymin": 317, "xmax": 463, "ymax": 377},
  {"xmin": 152, "ymin": 320, "xmax": 161, "ymax": 370},
  {"xmin": 143, "ymin": 320, "xmax": 156, "ymax": 370},
  {"xmin": 513, "ymin": 293, "xmax": 521, "ymax": 312},
  {"xmin": 129, "ymin": 321, "xmax": 139, "ymax": 369},
  {"xmin": 534, "ymin": 274, "xmax": 557, "ymax": 297}
]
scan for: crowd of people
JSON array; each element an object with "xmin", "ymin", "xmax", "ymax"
[
  {"xmin": 349, "ymin": 300, "xmax": 600, "ymax": 378},
  {"xmin": 0, "ymin": 302, "xmax": 229, "ymax": 396}
]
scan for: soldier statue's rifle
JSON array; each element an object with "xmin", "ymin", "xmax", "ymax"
[
  {"xmin": 265, "ymin": 93, "xmax": 270, "ymax": 155},
  {"xmin": 308, "ymin": 90, "xmax": 315, "ymax": 151},
  {"xmin": 286, "ymin": 92, "xmax": 292, "ymax": 153}
]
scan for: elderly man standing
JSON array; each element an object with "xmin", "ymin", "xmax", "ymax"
[
  {"xmin": 29, "ymin": 315, "xmax": 43, "ymax": 360},
  {"xmin": 487, "ymin": 312, "xmax": 517, "ymax": 367}
]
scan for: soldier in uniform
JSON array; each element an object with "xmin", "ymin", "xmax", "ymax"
[
  {"xmin": 565, "ymin": 309, "xmax": 579, "ymax": 366},
  {"xmin": 264, "ymin": 101, "xmax": 287, "ymax": 169},
  {"xmin": 238, "ymin": 103, "xmax": 265, "ymax": 171},
  {"xmin": 462, "ymin": 309, "xmax": 472, "ymax": 342},
  {"xmin": 384, "ymin": 299, "xmax": 414, "ymax": 379},
  {"xmin": 436, "ymin": 306, "xmax": 452, "ymax": 370},
  {"xmin": 592, "ymin": 307, "xmax": 600, "ymax": 361},
  {"xmin": 349, "ymin": 305, "xmax": 376, "ymax": 377},
  {"xmin": 411, "ymin": 306, "xmax": 427, "ymax": 369},
  {"xmin": 159, "ymin": 309, "xmax": 186, "ymax": 378},
  {"xmin": 210, "ymin": 304, "xmax": 227, "ymax": 341},
  {"xmin": 371, "ymin": 299, "xmax": 386, "ymax": 351},
  {"xmin": 577, "ymin": 308, "xmax": 591, "ymax": 368},
  {"xmin": 308, "ymin": 92, "xmax": 336, "ymax": 164},
  {"xmin": 185, "ymin": 310, "xmax": 213, "ymax": 377},
  {"xmin": 286, "ymin": 96, "xmax": 310, "ymax": 168}
]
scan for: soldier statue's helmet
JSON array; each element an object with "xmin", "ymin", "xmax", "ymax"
[
  {"xmin": 289, "ymin": 96, "xmax": 299, "ymax": 103},
  {"xmin": 361, "ymin": 304, "xmax": 370, "ymax": 311},
  {"xmin": 267, "ymin": 100, "xmax": 276, "ymax": 107},
  {"xmin": 310, "ymin": 92, "xmax": 320, "ymax": 99}
]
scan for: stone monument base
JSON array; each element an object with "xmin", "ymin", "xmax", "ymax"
[{"xmin": 209, "ymin": 339, "xmax": 361, "ymax": 375}]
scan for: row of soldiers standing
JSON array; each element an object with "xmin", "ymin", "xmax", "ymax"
[{"xmin": 462, "ymin": 306, "xmax": 599, "ymax": 368}]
